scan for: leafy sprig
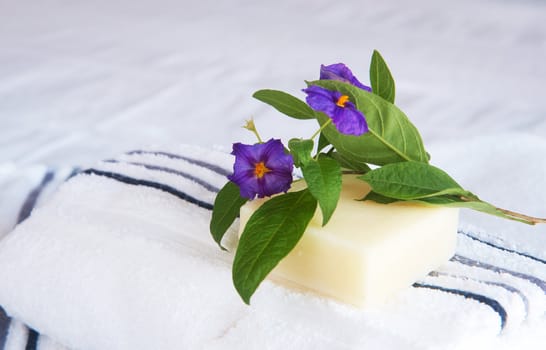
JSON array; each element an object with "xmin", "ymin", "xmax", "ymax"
[{"xmin": 210, "ymin": 51, "xmax": 546, "ymax": 304}]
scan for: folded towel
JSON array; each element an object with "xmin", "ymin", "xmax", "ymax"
[
  {"xmin": 0, "ymin": 146, "xmax": 544, "ymax": 350},
  {"xmin": 0, "ymin": 164, "xmax": 75, "ymax": 350}
]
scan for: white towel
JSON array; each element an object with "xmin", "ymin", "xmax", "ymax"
[{"xmin": 0, "ymin": 146, "xmax": 544, "ymax": 350}]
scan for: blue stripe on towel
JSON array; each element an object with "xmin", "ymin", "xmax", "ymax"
[
  {"xmin": 430, "ymin": 271, "xmax": 529, "ymax": 317},
  {"xmin": 81, "ymin": 169, "xmax": 214, "ymax": 211},
  {"xmin": 485, "ymin": 282, "xmax": 529, "ymax": 319},
  {"xmin": 103, "ymin": 160, "xmax": 221, "ymax": 193},
  {"xmin": 25, "ymin": 329, "xmax": 38, "ymax": 350},
  {"xmin": 0, "ymin": 307, "xmax": 9, "ymax": 349},
  {"xmin": 459, "ymin": 231, "xmax": 546, "ymax": 265},
  {"xmin": 66, "ymin": 167, "xmax": 81, "ymax": 180},
  {"xmin": 452, "ymin": 255, "xmax": 546, "ymax": 294},
  {"xmin": 413, "ymin": 282, "xmax": 507, "ymax": 330},
  {"xmin": 126, "ymin": 150, "xmax": 231, "ymax": 177},
  {"xmin": 17, "ymin": 170, "xmax": 55, "ymax": 223}
]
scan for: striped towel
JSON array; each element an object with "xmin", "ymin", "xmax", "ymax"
[
  {"xmin": 0, "ymin": 164, "xmax": 76, "ymax": 350},
  {"xmin": 0, "ymin": 146, "xmax": 544, "ymax": 350}
]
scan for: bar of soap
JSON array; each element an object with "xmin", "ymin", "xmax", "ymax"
[{"xmin": 238, "ymin": 175, "xmax": 459, "ymax": 308}]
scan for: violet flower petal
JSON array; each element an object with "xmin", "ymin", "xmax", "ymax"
[
  {"xmin": 302, "ymin": 85, "xmax": 368, "ymax": 137},
  {"xmin": 228, "ymin": 139, "xmax": 294, "ymax": 199},
  {"xmin": 320, "ymin": 63, "xmax": 372, "ymax": 92},
  {"xmin": 331, "ymin": 106, "xmax": 369, "ymax": 136},
  {"xmin": 302, "ymin": 85, "xmax": 337, "ymax": 116}
]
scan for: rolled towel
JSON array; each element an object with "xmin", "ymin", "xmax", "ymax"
[{"xmin": 0, "ymin": 146, "xmax": 544, "ymax": 350}]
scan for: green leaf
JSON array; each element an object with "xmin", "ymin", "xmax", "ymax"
[
  {"xmin": 253, "ymin": 89, "xmax": 315, "ymax": 120},
  {"xmin": 210, "ymin": 181, "xmax": 248, "ymax": 250},
  {"xmin": 317, "ymin": 132, "xmax": 331, "ymax": 153},
  {"xmin": 359, "ymin": 161, "xmax": 476, "ymax": 200},
  {"xmin": 361, "ymin": 191, "xmax": 399, "ymax": 204},
  {"xmin": 302, "ymin": 156, "xmax": 342, "ymax": 226},
  {"xmin": 370, "ymin": 50, "xmax": 395, "ymax": 103},
  {"xmin": 288, "ymin": 138, "xmax": 314, "ymax": 167},
  {"xmin": 330, "ymin": 152, "xmax": 371, "ymax": 173},
  {"xmin": 361, "ymin": 177, "xmax": 546, "ymax": 225},
  {"xmin": 309, "ymin": 80, "xmax": 428, "ymax": 166},
  {"xmin": 361, "ymin": 190, "xmax": 533, "ymax": 224},
  {"xmin": 363, "ymin": 186, "xmax": 545, "ymax": 225},
  {"xmin": 233, "ymin": 190, "xmax": 317, "ymax": 304},
  {"xmin": 410, "ymin": 195, "xmax": 530, "ymax": 225}
]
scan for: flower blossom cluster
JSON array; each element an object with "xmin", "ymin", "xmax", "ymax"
[{"xmin": 230, "ymin": 63, "xmax": 370, "ymax": 199}]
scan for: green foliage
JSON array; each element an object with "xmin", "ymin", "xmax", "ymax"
[
  {"xmin": 359, "ymin": 161, "xmax": 475, "ymax": 200},
  {"xmin": 210, "ymin": 181, "xmax": 248, "ymax": 249},
  {"xmin": 309, "ymin": 80, "xmax": 428, "ymax": 166},
  {"xmin": 370, "ymin": 50, "xmax": 396, "ymax": 103},
  {"xmin": 361, "ymin": 191, "xmax": 398, "ymax": 204},
  {"xmin": 317, "ymin": 133, "xmax": 331, "ymax": 153},
  {"xmin": 301, "ymin": 155, "xmax": 342, "ymax": 226},
  {"xmin": 413, "ymin": 196, "xmax": 537, "ymax": 225},
  {"xmin": 253, "ymin": 89, "xmax": 315, "ymax": 120},
  {"xmin": 212, "ymin": 50, "xmax": 545, "ymax": 307},
  {"xmin": 232, "ymin": 190, "xmax": 317, "ymax": 304},
  {"xmin": 330, "ymin": 151, "xmax": 371, "ymax": 173},
  {"xmin": 360, "ymin": 162, "xmax": 541, "ymax": 225},
  {"xmin": 288, "ymin": 138, "xmax": 314, "ymax": 167}
]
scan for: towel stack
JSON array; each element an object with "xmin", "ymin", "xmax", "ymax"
[{"xmin": 0, "ymin": 146, "xmax": 544, "ymax": 350}]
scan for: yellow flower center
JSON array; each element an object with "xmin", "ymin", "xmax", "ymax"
[
  {"xmin": 336, "ymin": 95, "xmax": 350, "ymax": 107},
  {"xmin": 254, "ymin": 161, "xmax": 271, "ymax": 179}
]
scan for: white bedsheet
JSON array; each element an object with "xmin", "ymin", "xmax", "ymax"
[
  {"xmin": 1, "ymin": 0, "xmax": 544, "ymax": 240},
  {"xmin": 0, "ymin": 0, "xmax": 545, "ymax": 347},
  {"xmin": 1, "ymin": 0, "xmax": 545, "ymax": 162}
]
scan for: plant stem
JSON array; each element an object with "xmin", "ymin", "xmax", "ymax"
[
  {"xmin": 497, "ymin": 208, "xmax": 546, "ymax": 225},
  {"xmin": 253, "ymin": 130, "xmax": 263, "ymax": 143},
  {"xmin": 243, "ymin": 118, "xmax": 263, "ymax": 143},
  {"xmin": 459, "ymin": 195, "xmax": 546, "ymax": 225},
  {"xmin": 310, "ymin": 118, "xmax": 332, "ymax": 140}
]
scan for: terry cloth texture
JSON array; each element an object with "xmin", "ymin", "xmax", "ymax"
[{"xmin": 0, "ymin": 146, "xmax": 544, "ymax": 350}]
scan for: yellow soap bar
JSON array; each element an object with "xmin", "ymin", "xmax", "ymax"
[{"xmin": 238, "ymin": 175, "xmax": 459, "ymax": 308}]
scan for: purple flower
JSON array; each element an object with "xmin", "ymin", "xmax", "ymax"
[
  {"xmin": 228, "ymin": 139, "xmax": 294, "ymax": 199},
  {"xmin": 303, "ymin": 85, "xmax": 369, "ymax": 136},
  {"xmin": 320, "ymin": 63, "xmax": 372, "ymax": 92}
]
